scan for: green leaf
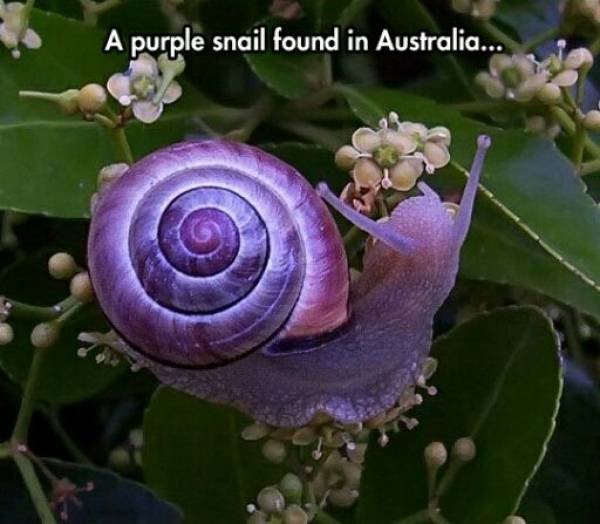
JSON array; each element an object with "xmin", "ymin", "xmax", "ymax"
[
  {"xmin": 143, "ymin": 388, "xmax": 286, "ymax": 524},
  {"xmin": 299, "ymin": 0, "xmax": 370, "ymax": 30},
  {"xmin": 0, "ymin": 10, "xmax": 214, "ymax": 218},
  {"xmin": 357, "ymin": 306, "xmax": 562, "ymax": 524},
  {"xmin": 244, "ymin": 17, "xmax": 329, "ymax": 99},
  {"xmin": 338, "ymin": 85, "xmax": 600, "ymax": 318},
  {"xmin": 262, "ymin": 141, "xmax": 346, "ymax": 191},
  {"xmin": 0, "ymin": 255, "xmax": 125, "ymax": 404},
  {"xmin": 0, "ymin": 458, "xmax": 182, "ymax": 523}
]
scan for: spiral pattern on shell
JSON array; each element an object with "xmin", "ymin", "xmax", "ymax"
[{"xmin": 88, "ymin": 140, "xmax": 349, "ymax": 368}]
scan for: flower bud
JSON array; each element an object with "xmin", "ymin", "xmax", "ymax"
[
  {"xmin": 247, "ymin": 510, "xmax": 268, "ymax": 524},
  {"xmin": 424, "ymin": 441, "xmax": 447, "ymax": 468},
  {"xmin": 70, "ymin": 272, "xmax": 94, "ymax": 303},
  {"xmin": 564, "ymin": 48, "xmax": 594, "ymax": 71},
  {"xmin": 0, "ymin": 323, "xmax": 14, "ymax": 345},
  {"xmin": 352, "ymin": 158, "xmax": 383, "ymax": 188},
  {"xmin": 48, "ymin": 252, "xmax": 78, "ymax": 280},
  {"xmin": 261, "ymin": 439, "xmax": 287, "ymax": 464},
  {"xmin": 537, "ymin": 82, "xmax": 562, "ymax": 104},
  {"xmin": 292, "ymin": 426, "xmax": 317, "ymax": 445},
  {"xmin": 241, "ymin": 422, "xmax": 269, "ymax": 441},
  {"xmin": 257, "ymin": 486, "xmax": 285, "ymax": 513},
  {"xmin": 328, "ymin": 487, "xmax": 358, "ymax": 508},
  {"xmin": 584, "ymin": 109, "xmax": 600, "ymax": 132},
  {"xmin": 31, "ymin": 322, "xmax": 60, "ymax": 349},
  {"xmin": 108, "ymin": 447, "xmax": 130, "ymax": 469},
  {"xmin": 77, "ymin": 83, "xmax": 107, "ymax": 114},
  {"xmin": 279, "ymin": 473, "xmax": 303, "ymax": 504},
  {"xmin": 502, "ymin": 517, "xmax": 526, "ymax": 524},
  {"xmin": 334, "ymin": 145, "xmax": 360, "ymax": 170},
  {"xmin": 283, "ymin": 504, "xmax": 308, "ymax": 524},
  {"xmin": 451, "ymin": 437, "xmax": 477, "ymax": 462}
]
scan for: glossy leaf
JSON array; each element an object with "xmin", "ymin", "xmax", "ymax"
[
  {"xmin": 338, "ymin": 85, "xmax": 600, "ymax": 318},
  {"xmin": 0, "ymin": 9, "xmax": 214, "ymax": 218},
  {"xmin": 143, "ymin": 388, "xmax": 286, "ymax": 523},
  {"xmin": 357, "ymin": 306, "xmax": 562, "ymax": 524},
  {"xmin": 0, "ymin": 255, "xmax": 125, "ymax": 404},
  {"xmin": 0, "ymin": 459, "xmax": 182, "ymax": 524}
]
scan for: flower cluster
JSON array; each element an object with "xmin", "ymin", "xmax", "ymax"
[
  {"xmin": 241, "ymin": 358, "xmax": 437, "ymax": 515},
  {"xmin": 476, "ymin": 42, "xmax": 593, "ymax": 104},
  {"xmin": 0, "ymin": 1, "xmax": 41, "ymax": 58},
  {"xmin": 451, "ymin": 0, "xmax": 499, "ymax": 19},
  {"xmin": 247, "ymin": 474, "xmax": 308, "ymax": 524},
  {"xmin": 107, "ymin": 52, "xmax": 184, "ymax": 124},
  {"xmin": 335, "ymin": 114, "xmax": 451, "ymax": 214}
]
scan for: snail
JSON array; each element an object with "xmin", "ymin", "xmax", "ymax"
[{"xmin": 87, "ymin": 135, "xmax": 491, "ymax": 427}]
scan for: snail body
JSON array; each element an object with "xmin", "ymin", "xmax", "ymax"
[{"xmin": 88, "ymin": 137, "xmax": 490, "ymax": 426}]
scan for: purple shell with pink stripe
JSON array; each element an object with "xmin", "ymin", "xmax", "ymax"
[
  {"xmin": 88, "ymin": 137, "xmax": 490, "ymax": 426},
  {"xmin": 88, "ymin": 140, "xmax": 349, "ymax": 368}
]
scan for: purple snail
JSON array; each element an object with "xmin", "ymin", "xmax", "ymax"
[{"xmin": 87, "ymin": 135, "xmax": 491, "ymax": 427}]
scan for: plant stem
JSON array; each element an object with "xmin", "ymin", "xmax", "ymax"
[
  {"xmin": 551, "ymin": 105, "xmax": 600, "ymax": 159},
  {"xmin": 2, "ymin": 299, "xmax": 59, "ymax": 320},
  {"xmin": 12, "ymin": 451, "xmax": 56, "ymax": 524},
  {"xmin": 44, "ymin": 410, "xmax": 92, "ymax": 465},
  {"xmin": 12, "ymin": 348, "xmax": 47, "ymax": 443},
  {"xmin": 315, "ymin": 509, "xmax": 343, "ymax": 524},
  {"xmin": 113, "ymin": 126, "xmax": 134, "ymax": 164}
]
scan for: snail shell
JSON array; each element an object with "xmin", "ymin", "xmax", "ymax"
[
  {"xmin": 88, "ymin": 137, "xmax": 491, "ymax": 426},
  {"xmin": 88, "ymin": 140, "xmax": 349, "ymax": 368}
]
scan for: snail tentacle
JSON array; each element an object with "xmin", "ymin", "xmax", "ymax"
[{"xmin": 316, "ymin": 182, "xmax": 416, "ymax": 254}]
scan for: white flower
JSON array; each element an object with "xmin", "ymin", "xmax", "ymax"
[
  {"xmin": 107, "ymin": 53, "xmax": 183, "ymax": 124},
  {"xmin": 0, "ymin": 2, "xmax": 42, "ymax": 59}
]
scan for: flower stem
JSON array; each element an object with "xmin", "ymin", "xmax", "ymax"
[
  {"xmin": 275, "ymin": 120, "xmax": 343, "ymax": 151},
  {"xmin": 12, "ymin": 348, "xmax": 47, "ymax": 443},
  {"xmin": 12, "ymin": 451, "xmax": 56, "ymax": 524},
  {"xmin": 44, "ymin": 409, "xmax": 92, "ymax": 465},
  {"xmin": 113, "ymin": 126, "xmax": 134, "ymax": 164}
]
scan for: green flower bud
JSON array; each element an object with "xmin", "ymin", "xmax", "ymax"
[
  {"xmin": 48, "ymin": 252, "xmax": 78, "ymax": 280},
  {"xmin": 257, "ymin": 486, "xmax": 285, "ymax": 513},
  {"xmin": 0, "ymin": 323, "xmax": 14, "ymax": 345},
  {"xmin": 261, "ymin": 439, "xmax": 287, "ymax": 464},
  {"xmin": 30, "ymin": 322, "xmax": 60, "ymax": 349},
  {"xmin": 451, "ymin": 437, "xmax": 476, "ymax": 462},
  {"xmin": 70, "ymin": 272, "xmax": 94, "ymax": 303},
  {"xmin": 279, "ymin": 473, "xmax": 303, "ymax": 504},
  {"xmin": 108, "ymin": 447, "xmax": 131, "ymax": 469},
  {"xmin": 78, "ymin": 83, "xmax": 107, "ymax": 114}
]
